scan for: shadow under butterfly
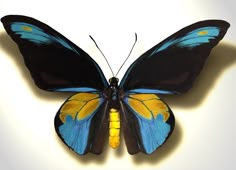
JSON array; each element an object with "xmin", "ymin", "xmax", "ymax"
[{"xmin": 1, "ymin": 15, "xmax": 230, "ymax": 155}]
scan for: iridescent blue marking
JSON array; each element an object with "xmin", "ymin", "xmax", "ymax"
[
  {"xmin": 59, "ymin": 115, "xmax": 93, "ymax": 154},
  {"xmin": 53, "ymin": 87, "xmax": 99, "ymax": 92},
  {"xmin": 137, "ymin": 115, "xmax": 170, "ymax": 154},
  {"xmin": 127, "ymin": 88, "xmax": 174, "ymax": 94},
  {"xmin": 11, "ymin": 22, "xmax": 78, "ymax": 54},
  {"xmin": 154, "ymin": 40, "xmax": 176, "ymax": 54},
  {"xmin": 151, "ymin": 26, "xmax": 220, "ymax": 55},
  {"xmin": 178, "ymin": 27, "xmax": 220, "ymax": 47},
  {"xmin": 180, "ymin": 27, "xmax": 220, "ymax": 41}
]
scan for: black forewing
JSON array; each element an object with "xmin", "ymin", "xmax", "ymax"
[
  {"xmin": 1, "ymin": 15, "xmax": 108, "ymax": 91},
  {"xmin": 119, "ymin": 20, "xmax": 230, "ymax": 93}
]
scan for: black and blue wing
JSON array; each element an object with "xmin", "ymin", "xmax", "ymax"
[
  {"xmin": 1, "ymin": 15, "xmax": 110, "ymax": 155},
  {"xmin": 120, "ymin": 20, "xmax": 230, "ymax": 94},
  {"xmin": 119, "ymin": 20, "xmax": 229, "ymax": 154},
  {"xmin": 120, "ymin": 93, "xmax": 175, "ymax": 154},
  {"xmin": 54, "ymin": 92, "xmax": 109, "ymax": 155},
  {"xmin": 1, "ymin": 15, "xmax": 108, "ymax": 91}
]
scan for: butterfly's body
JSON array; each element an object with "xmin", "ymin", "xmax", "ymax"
[
  {"xmin": 1, "ymin": 15, "xmax": 229, "ymax": 155},
  {"xmin": 104, "ymin": 77, "xmax": 121, "ymax": 149},
  {"xmin": 108, "ymin": 107, "xmax": 120, "ymax": 149}
]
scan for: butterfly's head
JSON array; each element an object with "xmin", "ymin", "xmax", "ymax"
[{"xmin": 109, "ymin": 77, "xmax": 119, "ymax": 86}]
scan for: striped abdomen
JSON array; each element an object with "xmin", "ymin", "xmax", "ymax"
[{"xmin": 109, "ymin": 108, "xmax": 120, "ymax": 149}]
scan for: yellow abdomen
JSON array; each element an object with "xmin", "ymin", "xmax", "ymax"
[{"xmin": 109, "ymin": 108, "xmax": 120, "ymax": 149}]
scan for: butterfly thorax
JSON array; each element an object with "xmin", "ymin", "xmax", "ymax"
[
  {"xmin": 108, "ymin": 77, "xmax": 121, "ymax": 149},
  {"xmin": 108, "ymin": 77, "xmax": 119, "ymax": 99}
]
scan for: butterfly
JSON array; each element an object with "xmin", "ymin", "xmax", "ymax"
[{"xmin": 1, "ymin": 15, "xmax": 229, "ymax": 155}]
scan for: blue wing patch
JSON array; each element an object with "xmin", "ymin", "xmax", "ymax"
[
  {"xmin": 10, "ymin": 22, "xmax": 78, "ymax": 53},
  {"xmin": 137, "ymin": 114, "xmax": 171, "ymax": 154},
  {"xmin": 56, "ymin": 92, "xmax": 104, "ymax": 154},
  {"xmin": 59, "ymin": 115, "xmax": 93, "ymax": 154},
  {"xmin": 151, "ymin": 26, "xmax": 220, "ymax": 55},
  {"xmin": 127, "ymin": 88, "xmax": 175, "ymax": 94},
  {"xmin": 52, "ymin": 87, "xmax": 99, "ymax": 92},
  {"xmin": 123, "ymin": 93, "xmax": 174, "ymax": 154}
]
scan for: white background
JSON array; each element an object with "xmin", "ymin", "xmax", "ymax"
[{"xmin": 0, "ymin": 0, "xmax": 235, "ymax": 169}]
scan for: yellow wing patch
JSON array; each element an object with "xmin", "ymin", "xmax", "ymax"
[
  {"xmin": 128, "ymin": 94, "xmax": 170, "ymax": 121},
  {"xmin": 59, "ymin": 93, "xmax": 101, "ymax": 122},
  {"xmin": 60, "ymin": 100, "xmax": 84, "ymax": 122},
  {"xmin": 198, "ymin": 30, "xmax": 208, "ymax": 36},
  {"xmin": 129, "ymin": 94, "xmax": 158, "ymax": 100},
  {"xmin": 22, "ymin": 26, "xmax": 33, "ymax": 32},
  {"xmin": 129, "ymin": 98, "xmax": 152, "ymax": 119},
  {"xmin": 70, "ymin": 93, "xmax": 99, "ymax": 101},
  {"xmin": 78, "ymin": 98, "xmax": 100, "ymax": 120}
]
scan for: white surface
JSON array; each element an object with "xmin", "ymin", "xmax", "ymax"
[{"xmin": 0, "ymin": 0, "xmax": 235, "ymax": 169}]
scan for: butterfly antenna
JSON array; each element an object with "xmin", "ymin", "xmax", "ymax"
[
  {"xmin": 115, "ymin": 33, "xmax": 137, "ymax": 77},
  {"xmin": 89, "ymin": 35, "xmax": 115, "ymax": 77}
]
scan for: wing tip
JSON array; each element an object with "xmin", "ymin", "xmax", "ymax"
[
  {"xmin": 193, "ymin": 19, "xmax": 230, "ymax": 30},
  {"xmin": 1, "ymin": 15, "xmax": 21, "ymax": 23},
  {"xmin": 1, "ymin": 15, "xmax": 46, "ymax": 29}
]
